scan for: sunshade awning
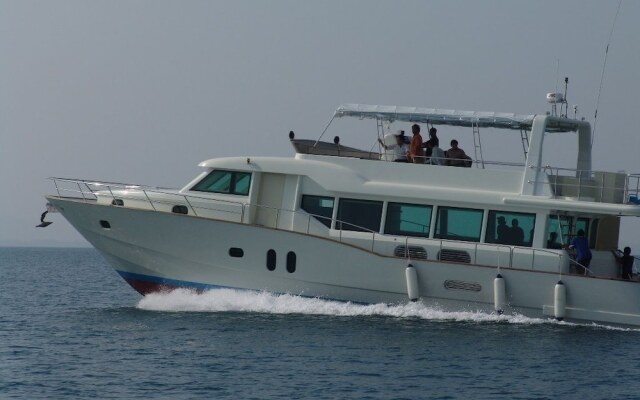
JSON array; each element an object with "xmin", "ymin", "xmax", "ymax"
[{"xmin": 334, "ymin": 104, "xmax": 580, "ymax": 132}]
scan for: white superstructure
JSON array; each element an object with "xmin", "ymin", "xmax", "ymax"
[{"xmin": 46, "ymin": 103, "xmax": 640, "ymax": 326}]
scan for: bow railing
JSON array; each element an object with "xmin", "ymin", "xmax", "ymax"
[{"xmin": 50, "ymin": 177, "xmax": 568, "ymax": 275}]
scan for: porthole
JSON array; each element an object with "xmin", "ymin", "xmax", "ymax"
[
  {"xmin": 266, "ymin": 249, "xmax": 276, "ymax": 271},
  {"xmin": 229, "ymin": 248, "xmax": 244, "ymax": 258},
  {"xmin": 172, "ymin": 205, "xmax": 188, "ymax": 215},
  {"xmin": 99, "ymin": 220, "xmax": 111, "ymax": 229},
  {"xmin": 111, "ymin": 199, "xmax": 124, "ymax": 206},
  {"xmin": 286, "ymin": 251, "xmax": 296, "ymax": 273}
]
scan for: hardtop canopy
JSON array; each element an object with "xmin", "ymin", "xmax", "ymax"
[{"xmin": 334, "ymin": 103, "xmax": 581, "ymax": 133}]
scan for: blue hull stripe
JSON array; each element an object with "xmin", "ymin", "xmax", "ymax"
[{"xmin": 115, "ymin": 270, "xmax": 229, "ymax": 291}]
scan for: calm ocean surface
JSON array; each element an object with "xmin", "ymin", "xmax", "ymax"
[{"xmin": 1, "ymin": 247, "xmax": 640, "ymax": 399}]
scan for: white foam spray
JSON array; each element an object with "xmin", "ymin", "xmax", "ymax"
[{"xmin": 136, "ymin": 288, "xmax": 637, "ymax": 331}]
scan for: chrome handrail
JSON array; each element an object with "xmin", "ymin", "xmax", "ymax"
[{"xmin": 49, "ymin": 177, "xmax": 568, "ymax": 274}]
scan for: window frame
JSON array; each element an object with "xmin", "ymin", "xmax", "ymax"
[
  {"xmin": 336, "ymin": 198, "xmax": 384, "ymax": 233},
  {"xmin": 384, "ymin": 202, "xmax": 433, "ymax": 238},
  {"xmin": 434, "ymin": 206, "xmax": 484, "ymax": 242},
  {"xmin": 486, "ymin": 210, "xmax": 536, "ymax": 247},
  {"xmin": 191, "ymin": 170, "xmax": 252, "ymax": 196},
  {"xmin": 300, "ymin": 195, "xmax": 335, "ymax": 228}
]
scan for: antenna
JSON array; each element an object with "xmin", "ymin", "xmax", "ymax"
[
  {"xmin": 555, "ymin": 59, "xmax": 560, "ymax": 93},
  {"xmin": 592, "ymin": 0, "xmax": 623, "ymax": 146},
  {"xmin": 562, "ymin": 77, "xmax": 569, "ymax": 117},
  {"xmin": 546, "ymin": 60, "xmax": 566, "ymax": 117}
]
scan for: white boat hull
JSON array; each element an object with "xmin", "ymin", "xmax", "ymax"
[{"xmin": 48, "ymin": 196, "xmax": 640, "ymax": 326}]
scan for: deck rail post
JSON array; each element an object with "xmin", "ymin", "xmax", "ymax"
[
  {"xmin": 53, "ymin": 178, "xmax": 61, "ymax": 197},
  {"xmin": 183, "ymin": 195, "xmax": 196, "ymax": 216},
  {"xmin": 143, "ymin": 190, "xmax": 157, "ymax": 211},
  {"xmin": 78, "ymin": 182, "xmax": 87, "ymax": 202},
  {"xmin": 106, "ymin": 185, "xmax": 117, "ymax": 204}
]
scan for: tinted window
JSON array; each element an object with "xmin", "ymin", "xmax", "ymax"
[
  {"xmin": 385, "ymin": 202, "xmax": 432, "ymax": 237},
  {"xmin": 546, "ymin": 215, "xmax": 572, "ymax": 248},
  {"xmin": 301, "ymin": 195, "xmax": 334, "ymax": 228},
  {"xmin": 576, "ymin": 218, "xmax": 589, "ymax": 239},
  {"xmin": 233, "ymin": 173, "xmax": 251, "ymax": 195},
  {"xmin": 486, "ymin": 210, "xmax": 536, "ymax": 247},
  {"xmin": 434, "ymin": 206, "xmax": 483, "ymax": 242},
  {"xmin": 545, "ymin": 216, "xmax": 591, "ymax": 248},
  {"xmin": 337, "ymin": 199, "xmax": 383, "ymax": 232},
  {"xmin": 192, "ymin": 170, "xmax": 251, "ymax": 195}
]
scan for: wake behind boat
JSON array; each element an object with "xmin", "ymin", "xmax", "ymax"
[{"xmin": 45, "ymin": 102, "xmax": 640, "ymax": 326}]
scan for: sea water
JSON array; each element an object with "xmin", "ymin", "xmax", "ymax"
[{"xmin": 1, "ymin": 247, "xmax": 639, "ymax": 399}]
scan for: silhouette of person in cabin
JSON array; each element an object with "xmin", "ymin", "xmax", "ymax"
[
  {"xmin": 510, "ymin": 219, "xmax": 524, "ymax": 246},
  {"xmin": 547, "ymin": 232, "xmax": 562, "ymax": 249},
  {"xmin": 496, "ymin": 216, "xmax": 509, "ymax": 244}
]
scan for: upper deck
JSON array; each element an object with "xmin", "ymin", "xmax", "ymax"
[{"xmin": 286, "ymin": 103, "xmax": 640, "ymax": 213}]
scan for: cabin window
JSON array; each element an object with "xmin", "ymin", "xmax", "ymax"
[
  {"xmin": 546, "ymin": 215, "xmax": 572, "ymax": 248},
  {"xmin": 337, "ymin": 198, "xmax": 383, "ymax": 232},
  {"xmin": 576, "ymin": 218, "xmax": 589, "ymax": 238},
  {"xmin": 486, "ymin": 211, "xmax": 536, "ymax": 247},
  {"xmin": 300, "ymin": 195, "xmax": 334, "ymax": 228},
  {"xmin": 434, "ymin": 206, "xmax": 483, "ymax": 242},
  {"xmin": 233, "ymin": 173, "xmax": 251, "ymax": 195},
  {"xmin": 385, "ymin": 203, "xmax": 432, "ymax": 238},
  {"xmin": 191, "ymin": 170, "xmax": 251, "ymax": 196},
  {"xmin": 546, "ymin": 216, "xmax": 592, "ymax": 249}
]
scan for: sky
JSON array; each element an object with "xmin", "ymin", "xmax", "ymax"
[{"xmin": 1, "ymin": 0, "xmax": 639, "ymax": 249}]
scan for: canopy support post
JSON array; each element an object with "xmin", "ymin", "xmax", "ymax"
[
  {"xmin": 313, "ymin": 114, "xmax": 336, "ymax": 148},
  {"xmin": 472, "ymin": 120, "xmax": 485, "ymax": 169},
  {"xmin": 520, "ymin": 129, "xmax": 530, "ymax": 160}
]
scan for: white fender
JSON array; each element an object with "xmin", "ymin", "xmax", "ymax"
[
  {"xmin": 493, "ymin": 274, "xmax": 506, "ymax": 314},
  {"xmin": 554, "ymin": 281, "xmax": 566, "ymax": 320},
  {"xmin": 405, "ymin": 264, "xmax": 420, "ymax": 302}
]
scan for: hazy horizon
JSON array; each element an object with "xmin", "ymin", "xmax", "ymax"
[{"xmin": 2, "ymin": 0, "xmax": 639, "ymax": 250}]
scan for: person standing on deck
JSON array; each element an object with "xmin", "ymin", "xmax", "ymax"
[
  {"xmin": 612, "ymin": 247, "xmax": 635, "ymax": 280},
  {"xmin": 568, "ymin": 229, "xmax": 592, "ymax": 274},
  {"xmin": 378, "ymin": 131, "xmax": 408, "ymax": 162},
  {"xmin": 422, "ymin": 127, "xmax": 440, "ymax": 158},
  {"xmin": 446, "ymin": 140, "xmax": 468, "ymax": 167},
  {"xmin": 408, "ymin": 124, "xmax": 425, "ymax": 164},
  {"xmin": 426, "ymin": 141, "xmax": 446, "ymax": 165}
]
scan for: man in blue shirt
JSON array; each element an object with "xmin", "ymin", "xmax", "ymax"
[{"xmin": 569, "ymin": 229, "xmax": 592, "ymax": 275}]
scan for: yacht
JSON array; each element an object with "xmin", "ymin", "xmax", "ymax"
[{"xmin": 46, "ymin": 103, "xmax": 640, "ymax": 326}]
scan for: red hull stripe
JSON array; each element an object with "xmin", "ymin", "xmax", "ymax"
[{"xmin": 116, "ymin": 270, "xmax": 227, "ymax": 295}]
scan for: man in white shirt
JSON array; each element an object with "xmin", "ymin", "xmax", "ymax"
[
  {"xmin": 426, "ymin": 141, "xmax": 446, "ymax": 165},
  {"xmin": 378, "ymin": 131, "xmax": 408, "ymax": 162}
]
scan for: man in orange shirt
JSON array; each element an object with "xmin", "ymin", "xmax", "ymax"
[{"xmin": 409, "ymin": 124, "xmax": 425, "ymax": 163}]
